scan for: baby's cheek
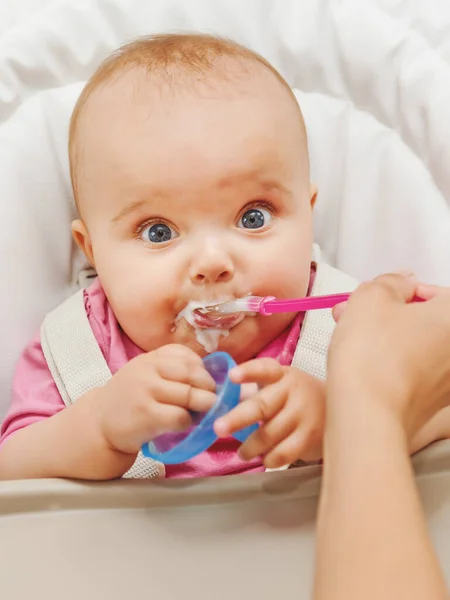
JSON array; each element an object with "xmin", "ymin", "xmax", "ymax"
[
  {"xmin": 105, "ymin": 274, "xmax": 170, "ymax": 339},
  {"xmin": 270, "ymin": 266, "xmax": 310, "ymax": 300},
  {"xmin": 263, "ymin": 245, "xmax": 311, "ymax": 297}
]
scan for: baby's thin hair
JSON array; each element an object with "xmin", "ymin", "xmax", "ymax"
[{"xmin": 69, "ymin": 33, "xmax": 304, "ymax": 206}]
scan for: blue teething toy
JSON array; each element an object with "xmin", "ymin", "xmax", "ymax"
[{"xmin": 141, "ymin": 351, "xmax": 258, "ymax": 464}]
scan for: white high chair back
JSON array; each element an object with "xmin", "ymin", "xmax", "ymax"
[{"xmin": 1, "ymin": 0, "xmax": 450, "ymax": 422}]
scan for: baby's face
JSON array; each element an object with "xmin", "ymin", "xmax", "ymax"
[{"xmin": 73, "ymin": 70, "xmax": 315, "ymax": 362}]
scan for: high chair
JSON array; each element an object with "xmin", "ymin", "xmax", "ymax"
[{"xmin": 1, "ymin": 1, "xmax": 450, "ymax": 597}]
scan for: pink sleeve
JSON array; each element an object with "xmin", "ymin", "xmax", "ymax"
[
  {"xmin": 0, "ymin": 332, "xmax": 65, "ymax": 444},
  {"xmin": 0, "ymin": 282, "xmax": 116, "ymax": 445},
  {"xmin": 0, "ymin": 280, "xmax": 141, "ymax": 444}
]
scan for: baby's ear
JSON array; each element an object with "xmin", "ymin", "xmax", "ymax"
[
  {"xmin": 71, "ymin": 219, "xmax": 95, "ymax": 266},
  {"xmin": 310, "ymin": 183, "xmax": 318, "ymax": 208}
]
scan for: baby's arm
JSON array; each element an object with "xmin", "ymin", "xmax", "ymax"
[
  {"xmin": 0, "ymin": 343, "xmax": 216, "ymax": 481},
  {"xmin": 0, "ymin": 333, "xmax": 131, "ymax": 480},
  {"xmin": 0, "ymin": 390, "xmax": 135, "ymax": 480}
]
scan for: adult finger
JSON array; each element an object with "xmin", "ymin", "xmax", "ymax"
[
  {"xmin": 333, "ymin": 274, "xmax": 416, "ymax": 323},
  {"xmin": 354, "ymin": 273, "xmax": 417, "ymax": 307},
  {"xmin": 415, "ymin": 283, "xmax": 450, "ymax": 302},
  {"xmin": 332, "ymin": 301, "xmax": 348, "ymax": 323}
]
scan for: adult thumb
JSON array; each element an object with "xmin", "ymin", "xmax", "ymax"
[
  {"xmin": 332, "ymin": 272, "xmax": 417, "ymax": 323},
  {"xmin": 371, "ymin": 272, "xmax": 417, "ymax": 305}
]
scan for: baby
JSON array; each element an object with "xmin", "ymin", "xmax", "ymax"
[{"xmin": 0, "ymin": 34, "xmax": 448, "ymax": 481}]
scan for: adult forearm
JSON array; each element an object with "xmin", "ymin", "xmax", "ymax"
[
  {"xmin": 0, "ymin": 391, "xmax": 135, "ymax": 480},
  {"xmin": 314, "ymin": 396, "xmax": 447, "ymax": 600}
]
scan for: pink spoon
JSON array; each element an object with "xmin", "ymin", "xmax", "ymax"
[{"xmin": 201, "ymin": 293, "xmax": 424, "ymax": 317}]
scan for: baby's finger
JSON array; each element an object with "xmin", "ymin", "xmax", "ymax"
[
  {"xmin": 154, "ymin": 379, "xmax": 217, "ymax": 412},
  {"xmin": 214, "ymin": 379, "xmax": 287, "ymax": 437},
  {"xmin": 150, "ymin": 404, "xmax": 193, "ymax": 435},
  {"xmin": 229, "ymin": 358, "xmax": 284, "ymax": 385},
  {"xmin": 156, "ymin": 361, "xmax": 216, "ymax": 392},
  {"xmin": 185, "ymin": 387, "xmax": 217, "ymax": 413},
  {"xmin": 237, "ymin": 405, "xmax": 299, "ymax": 461},
  {"xmin": 263, "ymin": 430, "xmax": 311, "ymax": 470},
  {"xmin": 153, "ymin": 344, "xmax": 210, "ymax": 372},
  {"xmin": 154, "ymin": 344, "xmax": 202, "ymax": 362}
]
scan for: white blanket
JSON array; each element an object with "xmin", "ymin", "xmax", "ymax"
[
  {"xmin": 0, "ymin": 0, "xmax": 69, "ymax": 37},
  {"xmin": 0, "ymin": 0, "xmax": 450, "ymax": 419}
]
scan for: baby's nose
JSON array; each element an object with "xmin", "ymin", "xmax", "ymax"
[
  {"xmin": 192, "ymin": 267, "xmax": 233, "ymax": 285},
  {"xmin": 189, "ymin": 247, "xmax": 235, "ymax": 285}
]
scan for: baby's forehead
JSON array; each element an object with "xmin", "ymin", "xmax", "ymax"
[
  {"xmin": 75, "ymin": 67, "xmax": 304, "ymax": 172},
  {"xmin": 71, "ymin": 53, "xmax": 307, "ymax": 213},
  {"xmin": 69, "ymin": 34, "xmax": 308, "ymax": 199},
  {"xmin": 80, "ymin": 55, "xmax": 290, "ymax": 116},
  {"xmin": 74, "ymin": 65, "xmax": 305, "ymax": 173}
]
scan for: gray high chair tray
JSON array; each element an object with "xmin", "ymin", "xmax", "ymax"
[{"xmin": 1, "ymin": 442, "xmax": 450, "ymax": 600}]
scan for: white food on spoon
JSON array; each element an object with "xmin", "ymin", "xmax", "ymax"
[{"xmin": 175, "ymin": 296, "xmax": 249, "ymax": 353}]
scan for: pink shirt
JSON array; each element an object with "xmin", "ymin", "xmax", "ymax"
[{"xmin": 1, "ymin": 279, "xmax": 305, "ymax": 478}]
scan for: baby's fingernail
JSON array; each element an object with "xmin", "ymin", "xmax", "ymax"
[
  {"xmin": 229, "ymin": 367, "xmax": 242, "ymax": 381},
  {"xmin": 214, "ymin": 420, "xmax": 227, "ymax": 437}
]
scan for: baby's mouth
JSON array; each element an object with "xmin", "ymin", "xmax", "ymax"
[
  {"xmin": 174, "ymin": 297, "xmax": 245, "ymax": 353},
  {"xmin": 192, "ymin": 309, "xmax": 244, "ymax": 330}
]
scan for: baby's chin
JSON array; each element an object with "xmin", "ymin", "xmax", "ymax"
[
  {"xmin": 170, "ymin": 314, "xmax": 273, "ymax": 363},
  {"xmin": 205, "ymin": 311, "xmax": 298, "ymax": 362},
  {"xmin": 170, "ymin": 314, "xmax": 239, "ymax": 356}
]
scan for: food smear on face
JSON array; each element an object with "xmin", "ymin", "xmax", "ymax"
[{"xmin": 175, "ymin": 299, "xmax": 244, "ymax": 353}]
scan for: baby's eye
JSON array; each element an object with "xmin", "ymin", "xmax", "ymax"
[
  {"xmin": 140, "ymin": 222, "xmax": 178, "ymax": 244},
  {"xmin": 237, "ymin": 207, "xmax": 272, "ymax": 230}
]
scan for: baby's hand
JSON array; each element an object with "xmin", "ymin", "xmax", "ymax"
[
  {"xmin": 93, "ymin": 344, "xmax": 216, "ymax": 455},
  {"xmin": 214, "ymin": 359, "xmax": 325, "ymax": 469}
]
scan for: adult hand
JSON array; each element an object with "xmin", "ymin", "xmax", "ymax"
[
  {"xmin": 314, "ymin": 274, "xmax": 450, "ymax": 600},
  {"xmin": 328, "ymin": 274, "xmax": 450, "ymax": 439}
]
